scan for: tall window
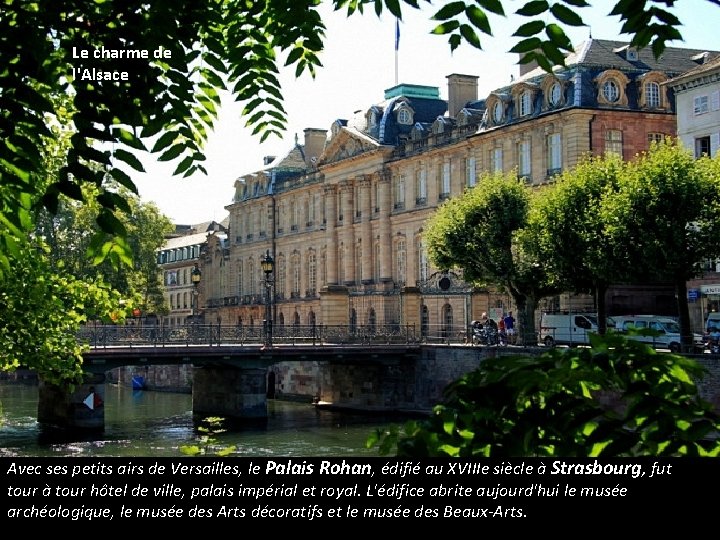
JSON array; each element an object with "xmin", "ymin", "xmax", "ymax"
[
  {"xmin": 249, "ymin": 260, "xmax": 256, "ymax": 295},
  {"xmin": 440, "ymin": 161, "xmax": 450, "ymax": 198},
  {"xmin": 394, "ymin": 175, "xmax": 405, "ymax": 209},
  {"xmin": 518, "ymin": 140, "xmax": 531, "ymax": 179},
  {"xmin": 338, "ymin": 244, "xmax": 345, "ymax": 284},
  {"xmin": 292, "ymin": 254, "xmax": 300, "ymax": 296},
  {"xmin": 416, "ymin": 167, "xmax": 427, "ymax": 203},
  {"xmin": 491, "ymin": 147, "xmax": 503, "ymax": 173},
  {"xmin": 355, "ymin": 244, "xmax": 362, "ymax": 283},
  {"xmin": 276, "ymin": 257, "xmax": 285, "ymax": 298},
  {"xmin": 466, "ymin": 156, "xmax": 476, "ymax": 187},
  {"xmin": 308, "ymin": 252, "xmax": 317, "ymax": 294},
  {"xmin": 417, "ymin": 240, "xmax": 428, "ymax": 282},
  {"xmin": 396, "ymin": 240, "xmax": 406, "ymax": 284},
  {"xmin": 644, "ymin": 82, "xmax": 660, "ymax": 108},
  {"xmin": 605, "ymin": 129, "xmax": 623, "ymax": 157},
  {"xmin": 237, "ymin": 262, "xmax": 244, "ymax": 297},
  {"xmin": 374, "ymin": 242, "xmax": 380, "ymax": 282},
  {"xmin": 290, "ymin": 201, "xmax": 297, "ymax": 231},
  {"xmin": 547, "ymin": 133, "xmax": 562, "ymax": 175}
]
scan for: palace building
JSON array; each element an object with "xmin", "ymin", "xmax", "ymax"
[{"xmin": 160, "ymin": 39, "xmax": 720, "ymax": 338}]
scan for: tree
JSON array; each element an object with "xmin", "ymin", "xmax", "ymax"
[
  {"xmin": 0, "ymin": 241, "xmax": 124, "ymax": 386},
  {"xmin": 529, "ymin": 154, "xmax": 626, "ymax": 335},
  {"xmin": 1, "ymin": 0, "xmax": 716, "ymax": 276},
  {"xmin": 35, "ymin": 184, "xmax": 174, "ymax": 316},
  {"xmin": 424, "ymin": 172, "xmax": 559, "ymax": 345},
  {"xmin": 602, "ymin": 141, "xmax": 720, "ymax": 351},
  {"xmin": 368, "ymin": 333, "xmax": 720, "ymax": 457}
]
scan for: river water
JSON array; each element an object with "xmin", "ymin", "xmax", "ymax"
[{"xmin": 0, "ymin": 383, "xmax": 410, "ymax": 458}]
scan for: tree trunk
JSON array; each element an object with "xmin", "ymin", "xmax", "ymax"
[
  {"xmin": 513, "ymin": 294, "xmax": 537, "ymax": 346},
  {"xmin": 675, "ymin": 277, "xmax": 694, "ymax": 353},
  {"xmin": 596, "ymin": 282, "xmax": 609, "ymax": 335}
]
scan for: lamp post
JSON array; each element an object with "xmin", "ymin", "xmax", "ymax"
[
  {"xmin": 191, "ymin": 263, "xmax": 202, "ymax": 324},
  {"xmin": 261, "ymin": 249, "xmax": 275, "ymax": 348}
]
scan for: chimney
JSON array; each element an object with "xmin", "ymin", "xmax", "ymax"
[
  {"xmin": 303, "ymin": 128, "xmax": 327, "ymax": 168},
  {"xmin": 519, "ymin": 52, "xmax": 539, "ymax": 77},
  {"xmin": 446, "ymin": 74, "xmax": 478, "ymax": 118}
]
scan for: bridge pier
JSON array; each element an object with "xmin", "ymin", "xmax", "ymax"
[
  {"xmin": 37, "ymin": 372, "xmax": 106, "ymax": 431},
  {"xmin": 192, "ymin": 365, "xmax": 268, "ymax": 425}
]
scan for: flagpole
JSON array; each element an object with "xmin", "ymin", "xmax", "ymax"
[{"xmin": 395, "ymin": 18, "xmax": 399, "ymax": 85}]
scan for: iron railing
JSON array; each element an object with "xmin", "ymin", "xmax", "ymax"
[{"xmin": 77, "ymin": 323, "xmax": 423, "ymax": 348}]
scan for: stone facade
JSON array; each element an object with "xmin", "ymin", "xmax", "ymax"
[{"xmin": 168, "ymin": 39, "xmax": 720, "ymax": 338}]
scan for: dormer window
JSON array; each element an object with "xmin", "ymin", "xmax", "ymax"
[
  {"xmin": 549, "ymin": 82, "xmax": 562, "ymax": 106},
  {"xmin": 541, "ymin": 76, "xmax": 565, "ymax": 110},
  {"xmin": 638, "ymin": 71, "xmax": 669, "ymax": 110},
  {"xmin": 493, "ymin": 101, "xmax": 503, "ymax": 123},
  {"xmin": 595, "ymin": 70, "xmax": 630, "ymax": 107},
  {"xmin": 603, "ymin": 80, "xmax": 619, "ymax": 102},
  {"xmin": 397, "ymin": 107, "xmax": 412, "ymax": 125},
  {"xmin": 519, "ymin": 91, "xmax": 532, "ymax": 116}
]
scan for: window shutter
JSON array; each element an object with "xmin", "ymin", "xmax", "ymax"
[{"xmin": 711, "ymin": 132, "xmax": 720, "ymax": 157}]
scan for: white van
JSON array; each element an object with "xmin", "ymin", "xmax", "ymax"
[
  {"xmin": 613, "ymin": 315, "xmax": 704, "ymax": 353},
  {"xmin": 540, "ymin": 313, "xmax": 612, "ymax": 347},
  {"xmin": 706, "ymin": 312, "xmax": 720, "ymax": 333}
]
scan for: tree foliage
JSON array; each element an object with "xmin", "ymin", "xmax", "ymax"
[
  {"xmin": 424, "ymin": 171, "xmax": 559, "ymax": 344},
  {"xmin": 35, "ymin": 183, "xmax": 174, "ymax": 316},
  {"xmin": 368, "ymin": 333, "xmax": 720, "ymax": 457},
  {"xmin": 0, "ymin": 241, "xmax": 124, "ymax": 387},
  {"xmin": 529, "ymin": 154, "xmax": 626, "ymax": 334},
  {"xmin": 1, "ymin": 0, "xmax": 716, "ymax": 278},
  {"xmin": 602, "ymin": 141, "xmax": 720, "ymax": 349}
]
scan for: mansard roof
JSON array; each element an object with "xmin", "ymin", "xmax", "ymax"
[
  {"xmin": 480, "ymin": 38, "xmax": 720, "ymax": 125},
  {"xmin": 665, "ymin": 53, "xmax": 720, "ymax": 88}
]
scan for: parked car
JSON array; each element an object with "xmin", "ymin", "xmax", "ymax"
[
  {"xmin": 706, "ymin": 312, "xmax": 720, "ymax": 333},
  {"xmin": 539, "ymin": 313, "xmax": 615, "ymax": 347},
  {"xmin": 612, "ymin": 315, "xmax": 704, "ymax": 353}
]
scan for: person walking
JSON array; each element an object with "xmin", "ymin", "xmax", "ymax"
[{"xmin": 503, "ymin": 311, "xmax": 516, "ymax": 344}]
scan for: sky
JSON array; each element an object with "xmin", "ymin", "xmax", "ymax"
[{"xmin": 131, "ymin": 1, "xmax": 720, "ymax": 225}]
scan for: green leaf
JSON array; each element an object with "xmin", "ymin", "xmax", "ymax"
[
  {"xmin": 95, "ymin": 208, "xmax": 127, "ymax": 237},
  {"xmin": 545, "ymin": 24, "xmax": 573, "ymax": 50},
  {"xmin": 431, "ymin": 21, "xmax": 460, "ymax": 36},
  {"xmin": 514, "ymin": 20, "xmax": 545, "ymax": 38},
  {"xmin": 477, "ymin": 0, "xmax": 505, "ymax": 16},
  {"xmin": 115, "ymin": 128, "xmax": 148, "ymax": 151},
  {"xmin": 550, "ymin": 3, "xmax": 586, "ymax": 26},
  {"xmin": 465, "ymin": 7, "xmax": 492, "ymax": 36},
  {"xmin": 113, "ymin": 149, "xmax": 145, "ymax": 172},
  {"xmin": 433, "ymin": 2, "xmax": 466, "ymax": 20},
  {"xmin": 515, "ymin": 0, "xmax": 550, "ymax": 17},
  {"xmin": 510, "ymin": 37, "xmax": 543, "ymax": 54},
  {"xmin": 459, "ymin": 24, "xmax": 482, "ymax": 48},
  {"xmin": 107, "ymin": 167, "xmax": 138, "ymax": 194},
  {"xmin": 158, "ymin": 143, "xmax": 186, "ymax": 162}
]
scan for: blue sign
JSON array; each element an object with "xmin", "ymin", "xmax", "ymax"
[{"xmin": 688, "ymin": 289, "xmax": 699, "ymax": 301}]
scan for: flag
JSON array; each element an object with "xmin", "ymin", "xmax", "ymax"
[{"xmin": 395, "ymin": 18, "xmax": 400, "ymax": 51}]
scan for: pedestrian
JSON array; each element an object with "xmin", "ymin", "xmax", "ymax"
[
  {"xmin": 497, "ymin": 316, "xmax": 506, "ymax": 345},
  {"xmin": 504, "ymin": 311, "xmax": 515, "ymax": 343}
]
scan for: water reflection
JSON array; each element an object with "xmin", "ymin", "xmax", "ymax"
[{"xmin": 0, "ymin": 383, "xmax": 409, "ymax": 457}]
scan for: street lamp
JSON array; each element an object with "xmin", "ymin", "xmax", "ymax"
[
  {"xmin": 261, "ymin": 249, "xmax": 275, "ymax": 348},
  {"xmin": 191, "ymin": 263, "xmax": 202, "ymax": 323}
]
